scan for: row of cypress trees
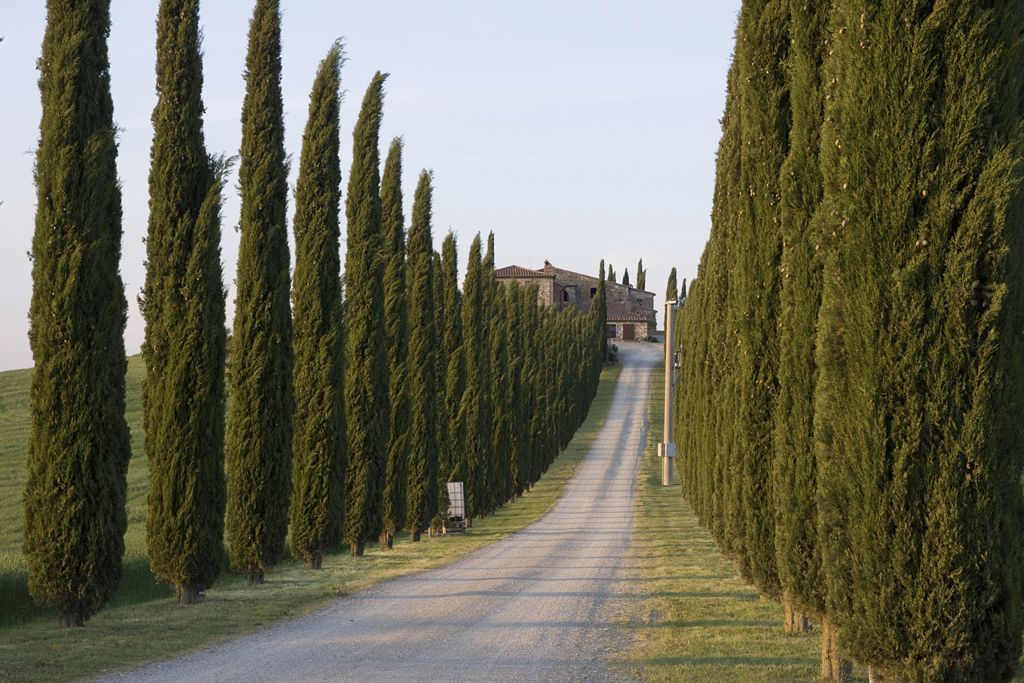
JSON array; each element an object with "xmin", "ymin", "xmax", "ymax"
[
  {"xmin": 25, "ymin": 0, "xmax": 607, "ymax": 626},
  {"xmin": 675, "ymin": 0, "xmax": 1024, "ymax": 680}
]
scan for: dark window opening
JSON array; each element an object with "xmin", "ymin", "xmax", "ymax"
[
  {"xmin": 563, "ymin": 290, "xmax": 569, "ymax": 302},
  {"xmin": 590, "ymin": 287, "xmax": 597, "ymax": 297}
]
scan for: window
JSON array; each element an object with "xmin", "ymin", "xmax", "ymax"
[
  {"xmin": 590, "ymin": 287, "xmax": 597, "ymax": 297},
  {"xmin": 563, "ymin": 290, "xmax": 569, "ymax": 302}
]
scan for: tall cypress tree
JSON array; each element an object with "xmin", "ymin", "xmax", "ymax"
[
  {"xmin": 289, "ymin": 43, "xmax": 345, "ymax": 570},
  {"xmin": 730, "ymin": 0, "xmax": 788, "ymax": 598},
  {"xmin": 607, "ymin": 264, "xmax": 616, "ymax": 283},
  {"xmin": 343, "ymin": 73, "xmax": 389, "ymax": 555},
  {"xmin": 25, "ymin": 0, "xmax": 132, "ymax": 628},
  {"xmin": 142, "ymin": 0, "xmax": 227, "ymax": 606},
  {"xmin": 458, "ymin": 235, "xmax": 485, "ymax": 519},
  {"xmin": 593, "ymin": 261, "xmax": 608, "ymax": 363},
  {"xmin": 381, "ymin": 137, "xmax": 407, "ymax": 550},
  {"xmin": 771, "ymin": 0, "xmax": 829, "ymax": 653},
  {"xmin": 480, "ymin": 234, "xmax": 497, "ymax": 513},
  {"xmin": 490, "ymin": 284, "xmax": 512, "ymax": 507},
  {"xmin": 815, "ymin": 2, "xmax": 1024, "ymax": 679},
  {"xmin": 622, "ymin": 268, "xmax": 631, "ymax": 288},
  {"xmin": 441, "ymin": 232, "xmax": 464, "ymax": 484},
  {"xmin": 636, "ymin": 259, "xmax": 646, "ymax": 291},
  {"xmin": 226, "ymin": 0, "xmax": 293, "ymax": 583},
  {"xmin": 404, "ymin": 171, "xmax": 440, "ymax": 540},
  {"xmin": 666, "ymin": 267, "xmax": 678, "ymax": 302}
]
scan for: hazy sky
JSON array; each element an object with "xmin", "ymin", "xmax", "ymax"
[{"xmin": 0, "ymin": 1, "xmax": 740, "ymax": 370}]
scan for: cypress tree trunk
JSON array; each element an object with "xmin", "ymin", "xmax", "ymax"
[
  {"xmin": 772, "ymin": 0, "xmax": 829, "ymax": 636},
  {"xmin": 289, "ymin": 43, "xmax": 345, "ymax": 570},
  {"xmin": 142, "ymin": 0, "xmax": 227, "ymax": 606},
  {"xmin": 226, "ymin": 0, "xmax": 293, "ymax": 584},
  {"xmin": 25, "ymin": 0, "xmax": 132, "ymax": 627},
  {"xmin": 405, "ymin": 171, "xmax": 440, "ymax": 540},
  {"xmin": 815, "ymin": 2, "xmax": 1024, "ymax": 678},
  {"xmin": 343, "ymin": 73, "xmax": 389, "ymax": 555},
  {"xmin": 381, "ymin": 137, "xmax": 407, "ymax": 550}
]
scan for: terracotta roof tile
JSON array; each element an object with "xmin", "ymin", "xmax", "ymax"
[{"xmin": 495, "ymin": 265, "xmax": 551, "ymax": 279}]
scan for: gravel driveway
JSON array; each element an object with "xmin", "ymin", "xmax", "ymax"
[{"xmin": 100, "ymin": 342, "xmax": 660, "ymax": 683}]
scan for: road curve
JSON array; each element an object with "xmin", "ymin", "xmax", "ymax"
[{"xmin": 101, "ymin": 342, "xmax": 660, "ymax": 683}]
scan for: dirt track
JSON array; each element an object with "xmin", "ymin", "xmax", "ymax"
[{"xmin": 100, "ymin": 342, "xmax": 660, "ymax": 683}]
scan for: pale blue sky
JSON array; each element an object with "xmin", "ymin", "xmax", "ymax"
[{"xmin": 0, "ymin": 1, "xmax": 740, "ymax": 370}]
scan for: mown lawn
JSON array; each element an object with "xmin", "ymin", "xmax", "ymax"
[
  {"xmin": 614, "ymin": 364, "xmax": 869, "ymax": 682},
  {"xmin": 0, "ymin": 358, "xmax": 621, "ymax": 683}
]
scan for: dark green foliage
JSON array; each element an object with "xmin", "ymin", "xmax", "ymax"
[
  {"xmin": 607, "ymin": 264, "xmax": 616, "ymax": 283},
  {"xmin": 489, "ymin": 286, "xmax": 512, "ymax": 506},
  {"xmin": 142, "ymin": 0, "xmax": 227, "ymax": 604},
  {"xmin": 458, "ymin": 235, "xmax": 487, "ymax": 518},
  {"xmin": 771, "ymin": 0, "xmax": 828, "ymax": 621},
  {"xmin": 289, "ymin": 43, "xmax": 344, "ymax": 570},
  {"xmin": 25, "ymin": 0, "xmax": 132, "ymax": 627},
  {"xmin": 622, "ymin": 268, "xmax": 631, "ymax": 288},
  {"xmin": 343, "ymin": 73, "xmax": 389, "ymax": 555},
  {"xmin": 480, "ymin": 235, "xmax": 497, "ymax": 513},
  {"xmin": 440, "ymin": 232, "xmax": 463, "ymax": 484},
  {"xmin": 730, "ymin": 0, "xmax": 788, "ymax": 598},
  {"xmin": 636, "ymin": 259, "xmax": 646, "ymax": 291},
  {"xmin": 593, "ymin": 261, "xmax": 608, "ymax": 364},
  {"xmin": 226, "ymin": 0, "xmax": 293, "ymax": 582},
  {"xmin": 814, "ymin": 2, "xmax": 1024, "ymax": 678},
  {"xmin": 404, "ymin": 171, "xmax": 439, "ymax": 540},
  {"xmin": 666, "ymin": 267, "xmax": 678, "ymax": 302},
  {"xmin": 381, "ymin": 137, "xmax": 407, "ymax": 546}
]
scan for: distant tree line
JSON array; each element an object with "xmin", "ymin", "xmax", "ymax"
[
  {"xmin": 24, "ymin": 0, "xmax": 607, "ymax": 627},
  {"xmin": 675, "ymin": 1, "xmax": 1024, "ymax": 681}
]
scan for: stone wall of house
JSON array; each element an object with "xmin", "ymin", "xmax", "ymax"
[{"xmin": 497, "ymin": 276, "xmax": 555, "ymax": 308}]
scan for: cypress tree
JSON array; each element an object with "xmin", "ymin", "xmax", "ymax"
[
  {"xmin": 490, "ymin": 284, "xmax": 512, "ymax": 507},
  {"xmin": 25, "ymin": 0, "xmax": 132, "ymax": 627},
  {"xmin": 636, "ymin": 259, "xmax": 646, "ymax": 291},
  {"xmin": 814, "ymin": 3, "xmax": 1024, "ymax": 679},
  {"xmin": 404, "ymin": 171, "xmax": 440, "ymax": 540},
  {"xmin": 622, "ymin": 268, "xmax": 631, "ymax": 288},
  {"xmin": 289, "ymin": 43, "xmax": 345, "ymax": 570},
  {"xmin": 458, "ymin": 235, "xmax": 485, "ymax": 519},
  {"xmin": 441, "ymin": 232, "xmax": 464, "ymax": 484},
  {"xmin": 730, "ymin": 0, "xmax": 788, "ymax": 598},
  {"xmin": 431, "ymin": 249, "xmax": 448, "ymax": 527},
  {"xmin": 381, "ymin": 137, "xmax": 407, "ymax": 550},
  {"xmin": 480, "ymin": 234, "xmax": 497, "ymax": 513},
  {"xmin": 666, "ymin": 267, "xmax": 678, "ymax": 301},
  {"xmin": 142, "ymin": 0, "xmax": 227, "ymax": 606},
  {"xmin": 226, "ymin": 0, "xmax": 293, "ymax": 584},
  {"xmin": 593, "ymin": 261, "xmax": 608, "ymax": 363},
  {"xmin": 771, "ymin": 0, "xmax": 829, "ymax": 655},
  {"xmin": 343, "ymin": 72, "xmax": 389, "ymax": 555},
  {"xmin": 607, "ymin": 264, "xmax": 616, "ymax": 283}
]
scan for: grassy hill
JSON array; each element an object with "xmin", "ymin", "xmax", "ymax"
[{"xmin": 0, "ymin": 355, "xmax": 173, "ymax": 624}]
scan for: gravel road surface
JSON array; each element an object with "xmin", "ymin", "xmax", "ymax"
[{"xmin": 100, "ymin": 342, "xmax": 660, "ymax": 683}]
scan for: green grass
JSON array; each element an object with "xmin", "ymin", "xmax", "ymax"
[
  {"xmin": 614, "ymin": 364, "xmax": 868, "ymax": 682},
  {"xmin": 0, "ymin": 359, "xmax": 621, "ymax": 683}
]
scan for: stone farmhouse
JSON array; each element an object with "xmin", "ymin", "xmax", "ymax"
[{"xmin": 495, "ymin": 260, "xmax": 657, "ymax": 341}]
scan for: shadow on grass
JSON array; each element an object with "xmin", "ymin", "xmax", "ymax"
[{"xmin": 1, "ymin": 555, "xmax": 173, "ymax": 626}]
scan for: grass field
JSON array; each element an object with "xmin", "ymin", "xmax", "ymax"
[
  {"xmin": 614, "ymin": 364, "xmax": 869, "ymax": 682},
  {"xmin": 0, "ymin": 358, "xmax": 621, "ymax": 682}
]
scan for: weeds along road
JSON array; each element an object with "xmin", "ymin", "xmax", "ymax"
[{"xmin": 100, "ymin": 342, "xmax": 661, "ymax": 683}]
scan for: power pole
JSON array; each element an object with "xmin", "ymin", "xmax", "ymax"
[{"xmin": 659, "ymin": 298, "xmax": 679, "ymax": 486}]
